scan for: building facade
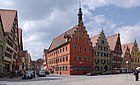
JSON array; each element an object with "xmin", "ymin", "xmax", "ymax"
[
  {"xmin": 45, "ymin": 7, "xmax": 93, "ymax": 75},
  {"xmin": 0, "ymin": 15, "xmax": 5, "ymax": 76},
  {"xmin": 43, "ymin": 49, "xmax": 48, "ymax": 71},
  {"xmin": 90, "ymin": 30, "xmax": 112, "ymax": 74},
  {"xmin": 121, "ymin": 45, "xmax": 132, "ymax": 72},
  {"xmin": 107, "ymin": 33, "xmax": 122, "ymax": 69},
  {"xmin": 0, "ymin": 9, "xmax": 19, "ymax": 75},
  {"xmin": 123, "ymin": 40, "xmax": 140, "ymax": 71}
]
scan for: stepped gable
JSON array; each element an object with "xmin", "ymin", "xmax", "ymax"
[
  {"xmin": 0, "ymin": 9, "xmax": 17, "ymax": 32},
  {"xmin": 107, "ymin": 34, "xmax": 119, "ymax": 51},
  {"xmin": 48, "ymin": 25, "xmax": 78, "ymax": 51},
  {"xmin": 121, "ymin": 44, "xmax": 129, "ymax": 58},
  {"xmin": 121, "ymin": 42, "xmax": 134, "ymax": 54},
  {"xmin": 90, "ymin": 34, "xmax": 100, "ymax": 47}
]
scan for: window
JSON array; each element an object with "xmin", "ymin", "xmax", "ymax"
[
  {"xmin": 66, "ymin": 66, "xmax": 68, "ymax": 70},
  {"xmin": 98, "ymin": 46, "xmax": 102, "ymax": 50},
  {"xmin": 80, "ymin": 47, "xmax": 82, "ymax": 52},
  {"xmin": 74, "ymin": 46, "xmax": 77, "ymax": 51},
  {"xmin": 73, "ymin": 66, "xmax": 79, "ymax": 71},
  {"xmin": 84, "ymin": 57, "xmax": 87, "ymax": 62},
  {"xmin": 66, "ymin": 56, "xmax": 68, "ymax": 61},
  {"xmin": 101, "ymin": 40, "xmax": 104, "ymax": 44},
  {"xmin": 79, "ymin": 57, "xmax": 82, "ymax": 62},
  {"xmin": 63, "ymin": 66, "xmax": 65, "ymax": 70},
  {"xmin": 60, "ymin": 58, "xmax": 62, "ymax": 62},
  {"xmin": 85, "ymin": 48, "xmax": 86, "ymax": 52},
  {"xmin": 88, "ymin": 57, "xmax": 91, "ymax": 62},
  {"xmin": 95, "ymin": 66, "xmax": 99, "ymax": 71},
  {"xmin": 95, "ymin": 59, "xmax": 99, "ymax": 64},
  {"xmin": 63, "ymin": 57, "xmax": 65, "ymax": 62},
  {"xmin": 63, "ymin": 48, "xmax": 64, "ymax": 52},
  {"xmin": 66, "ymin": 46, "xmax": 68, "ymax": 51},
  {"xmin": 74, "ymin": 57, "xmax": 77, "ymax": 61}
]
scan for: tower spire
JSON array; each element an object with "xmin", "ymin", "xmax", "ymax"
[{"xmin": 78, "ymin": 1, "xmax": 83, "ymax": 24}]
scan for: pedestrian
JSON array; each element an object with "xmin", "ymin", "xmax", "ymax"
[
  {"xmin": 33, "ymin": 70, "xmax": 36, "ymax": 78},
  {"xmin": 134, "ymin": 69, "xmax": 139, "ymax": 81},
  {"xmin": 60, "ymin": 72, "xmax": 61, "ymax": 75}
]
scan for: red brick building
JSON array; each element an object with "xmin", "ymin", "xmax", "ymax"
[
  {"xmin": 107, "ymin": 33, "xmax": 122, "ymax": 69},
  {"xmin": 45, "ymin": 7, "xmax": 93, "ymax": 75}
]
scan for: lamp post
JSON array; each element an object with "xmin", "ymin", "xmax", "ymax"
[
  {"xmin": 126, "ymin": 60, "xmax": 128, "ymax": 80},
  {"xmin": 126, "ymin": 61, "xmax": 128, "ymax": 72}
]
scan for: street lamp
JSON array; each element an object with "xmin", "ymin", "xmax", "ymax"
[
  {"xmin": 126, "ymin": 61, "xmax": 129, "ymax": 72},
  {"xmin": 125, "ymin": 61, "xmax": 129, "ymax": 80}
]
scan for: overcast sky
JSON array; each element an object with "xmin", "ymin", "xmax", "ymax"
[{"xmin": 0, "ymin": 0, "xmax": 140, "ymax": 60}]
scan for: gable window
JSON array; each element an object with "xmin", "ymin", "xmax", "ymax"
[{"xmin": 101, "ymin": 40, "xmax": 104, "ymax": 44}]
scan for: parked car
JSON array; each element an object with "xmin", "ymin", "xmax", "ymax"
[
  {"xmin": 45, "ymin": 71, "xmax": 49, "ymax": 75},
  {"xmin": 86, "ymin": 72, "xmax": 97, "ymax": 76},
  {"xmin": 22, "ymin": 71, "xmax": 33, "ymax": 79},
  {"xmin": 38, "ymin": 70, "xmax": 46, "ymax": 77}
]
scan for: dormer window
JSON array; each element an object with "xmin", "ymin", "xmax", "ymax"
[{"xmin": 64, "ymin": 34, "xmax": 71, "ymax": 42}]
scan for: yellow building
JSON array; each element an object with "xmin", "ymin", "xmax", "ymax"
[{"xmin": 123, "ymin": 40, "xmax": 140, "ymax": 71}]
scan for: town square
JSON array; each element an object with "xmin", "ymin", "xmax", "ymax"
[{"xmin": 0, "ymin": 0, "xmax": 140, "ymax": 85}]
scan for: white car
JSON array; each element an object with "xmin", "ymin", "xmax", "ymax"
[{"xmin": 38, "ymin": 70, "xmax": 46, "ymax": 77}]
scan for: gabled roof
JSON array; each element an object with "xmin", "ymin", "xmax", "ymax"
[
  {"xmin": 107, "ymin": 34, "xmax": 119, "ymax": 51},
  {"xmin": 121, "ymin": 42, "xmax": 134, "ymax": 54},
  {"xmin": 48, "ymin": 25, "xmax": 78, "ymax": 51},
  {"xmin": 0, "ymin": 9, "xmax": 17, "ymax": 32},
  {"xmin": 90, "ymin": 34, "xmax": 100, "ymax": 47},
  {"xmin": 121, "ymin": 45, "xmax": 129, "ymax": 58}
]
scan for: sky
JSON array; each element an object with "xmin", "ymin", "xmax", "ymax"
[{"xmin": 0, "ymin": 0, "xmax": 140, "ymax": 60}]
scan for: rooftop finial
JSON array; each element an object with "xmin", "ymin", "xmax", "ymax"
[
  {"xmin": 78, "ymin": 1, "xmax": 83, "ymax": 24},
  {"xmin": 79, "ymin": 1, "xmax": 81, "ymax": 8}
]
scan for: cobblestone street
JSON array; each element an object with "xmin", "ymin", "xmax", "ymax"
[{"xmin": 0, "ymin": 74, "xmax": 140, "ymax": 85}]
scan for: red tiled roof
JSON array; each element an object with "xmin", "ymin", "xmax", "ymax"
[
  {"xmin": 121, "ymin": 42, "xmax": 134, "ymax": 54},
  {"xmin": 0, "ymin": 9, "xmax": 17, "ymax": 32},
  {"xmin": 107, "ymin": 34, "xmax": 119, "ymax": 51},
  {"xmin": 90, "ymin": 34, "xmax": 100, "ymax": 47},
  {"xmin": 48, "ymin": 25, "xmax": 78, "ymax": 51},
  {"xmin": 121, "ymin": 45, "xmax": 128, "ymax": 58}
]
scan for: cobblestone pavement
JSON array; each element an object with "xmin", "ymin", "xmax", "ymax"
[{"xmin": 0, "ymin": 74, "xmax": 140, "ymax": 85}]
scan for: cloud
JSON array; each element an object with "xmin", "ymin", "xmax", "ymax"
[
  {"xmin": 116, "ymin": 23, "xmax": 140, "ymax": 45},
  {"xmin": 86, "ymin": 15, "xmax": 116, "ymax": 36},
  {"xmin": 0, "ymin": 0, "xmax": 14, "ymax": 8},
  {"xmin": 19, "ymin": 1, "xmax": 78, "ymax": 60},
  {"xmin": 83, "ymin": 0, "xmax": 140, "ymax": 10}
]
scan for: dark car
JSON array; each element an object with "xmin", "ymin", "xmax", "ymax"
[
  {"xmin": 22, "ymin": 71, "xmax": 33, "ymax": 79},
  {"xmin": 45, "ymin": 71, "xmax": 49, "ymax": 75},
  {"xmin": 86, "ymin": 72, "xmax": 97, "ymax": 76}
]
